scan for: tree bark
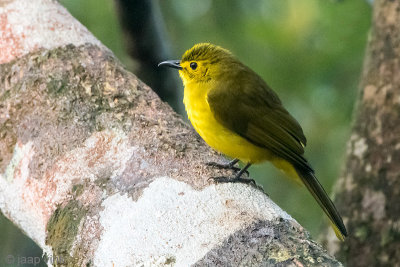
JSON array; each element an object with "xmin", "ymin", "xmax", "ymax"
[
  {"xmin": 327, "ymin": 0, "xmax": 400, "ymax": 265},
  {"xmin": 0, "ymin": 0, "xmax": 342, "ymax": 266}
]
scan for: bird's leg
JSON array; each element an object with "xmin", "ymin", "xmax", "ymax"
[
  {"xmin": 206, "ymin": 158, "xmax": 248, "ymax": 174},
  {"xmin": 212, "ymin": 163, "xmax": 255, "ymax": 184}
]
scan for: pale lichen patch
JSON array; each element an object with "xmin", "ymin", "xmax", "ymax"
[
  {"xmin": 3, "ymin": 140, "xmax": 34, "ymax": 182},
  {"xmin": 0, "ymin": 141, "xmax": 46, "ymax": 248},
  {"xmin": 0, "ymin": 129, "xmax": 136, "ymax": 258},
  {"xmin": 94, "ymin": 177, "xmax": 294, "ymax": 267},
  {"xmin": 362, "ymin": 189, "xmax": 386, "ymax": 221},
  {"xmin": 0, "ymin": 0, "xmax": 103, "ymax": 64},
  {"xmin": 352, "ymin": 136, "xmax": 368, "ymax": 160},
  {"xmin": 363, "ymin": 85, "xmax": 378, "ymax": 102},
  {"xmin": 395, "ymin": 143, "xmax": 400, "ymax": 150},
  {"xmin": 392, "ymin": 220, "xmax": 400, "ymax": 233},
  {"xmin": 365, "ymin": 163, "xmax": 372, "ymax": 172},
  {"xmin": 268, "ymin": 248, "xmax": 292, "ymax": 263},
  {"xmin": 344, "ymin": 173, "xmax": 356, "ymax": 192}
]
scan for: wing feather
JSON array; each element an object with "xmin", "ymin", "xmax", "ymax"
[
  {"xmin": 207, "ymin": 66, "xmax": 312, "ymax": 172},
  {"xmin": 206, "ymin": 64, "xmax": 347, "ymax": 239}
]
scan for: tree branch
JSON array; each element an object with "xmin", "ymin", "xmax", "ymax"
[
  {"xmin": 328, "ymin": 0, "xmax": 400, "ymax": 265},
  {"xmin": 0, "ymin": 0, "xmax": 341, "ymax": 266}
]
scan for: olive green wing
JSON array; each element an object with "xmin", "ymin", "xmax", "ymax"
[
  {"xmin": 207, "ymin": 68, "xmax": 312, "ymax": 172},
  {"xmin": 207, "ymin": 68, "xmax": 348, "ymax": 239}
]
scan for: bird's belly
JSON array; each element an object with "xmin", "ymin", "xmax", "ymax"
[{"xmin": 187, "ymin": 105, "xmax": 271, "ymax": 164}]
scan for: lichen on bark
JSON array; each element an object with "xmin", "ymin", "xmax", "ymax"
[
  {"xmin": 329, "ymin": 0, "xmax": 400, "ymax": 265},
  {"xmin": 46, "ymin": 200, "xmax": 87, "ymax": 266},
  {"xmin": 197, "ymin": 219, "xmax": 342, "ymax": 267}
]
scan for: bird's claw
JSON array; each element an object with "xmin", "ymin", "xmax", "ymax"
[
  {"xmin": 210, "ymin": 176, "xmax": 256, "ymax": 185},
  {"xmin": 206, "ymin": 161, "xmax": 249, "ymax": 175}
]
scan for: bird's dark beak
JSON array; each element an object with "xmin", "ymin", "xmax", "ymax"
[{"xmin": 158, "ymin": 60, "xmax": 182, "ymax": 70}]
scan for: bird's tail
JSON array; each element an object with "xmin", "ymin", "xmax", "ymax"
[{"xmin": 294, "ymin": 166, "xmax": 347, "ymax": 241}]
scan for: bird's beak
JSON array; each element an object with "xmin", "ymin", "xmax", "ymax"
[{"xmin": 158, "ymin": 60, "xmax": 182, "ymax": 70}]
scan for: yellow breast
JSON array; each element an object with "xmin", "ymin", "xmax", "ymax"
[{"xmin": 183, "ymin": 83, "xmax": 271, "ymax": 163}]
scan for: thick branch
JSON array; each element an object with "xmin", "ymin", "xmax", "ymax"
[
  {"xmin": 328, "ymin": 0, "xmax": 400, "ymax": 265},
  {"xmin": 0, "ymin": 0, "xmax": 341, "ymax": 266}
]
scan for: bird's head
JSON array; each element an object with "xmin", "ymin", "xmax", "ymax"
[{"xmin": 158, "ymin": 43, "xmax": 235, "ymax": 86}]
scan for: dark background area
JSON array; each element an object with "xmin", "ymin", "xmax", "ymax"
[{"xmin": 0, "ymin": 0, "xmax": 371, "ymax": 265}]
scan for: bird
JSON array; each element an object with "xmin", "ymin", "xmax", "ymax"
[{"xmin": 158, "ymin": 43, "xmax": 347, "ymax": 240}]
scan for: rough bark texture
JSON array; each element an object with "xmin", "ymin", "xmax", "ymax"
[
  {"xmin": 0, "ymin": 0, "xmax": 342, "ymax": 266},
  {"xmin": 327, "ymin": 0, "xmax": 400, "ymax": 266}
]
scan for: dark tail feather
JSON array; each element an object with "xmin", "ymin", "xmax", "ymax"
[{"xmin": 295, "ymin": 166, "xmax": 347, "ymax": 240}]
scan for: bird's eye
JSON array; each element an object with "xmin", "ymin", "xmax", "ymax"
[{"xmin": 190, "ymin": 62, "xmax": 198, "ymax": 70}]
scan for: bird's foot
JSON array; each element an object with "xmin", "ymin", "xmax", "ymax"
[
  {"xmin": 210, "ymin": 176, "xmax": 256, "ymax": 185},
  {"xmin": 206, "ymin": 159, "xmax": 249, "ymax": 175},
  {"xmin": 206, "ymin": 161, "xmax": 241, "ymax": 172}
]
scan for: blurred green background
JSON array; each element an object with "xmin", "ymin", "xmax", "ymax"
[
  {"xmin": 159, "ymin": 0, "xmax": 371, "ymax": 240},
  {"xmin": 0, "ymin": 0, "xmax": 371, "ymax": 264}
]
